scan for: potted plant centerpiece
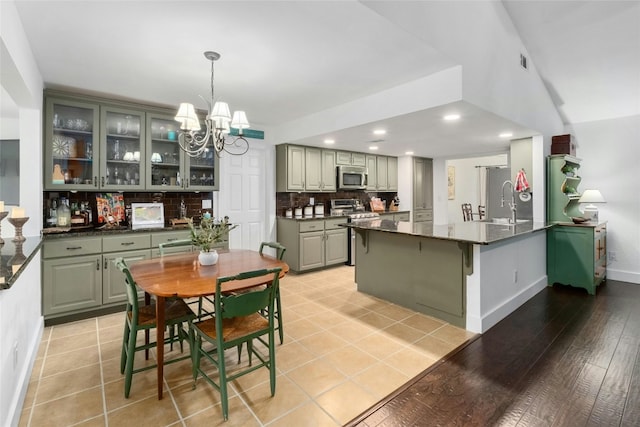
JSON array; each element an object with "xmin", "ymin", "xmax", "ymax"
[{"xmin": 189, "ymin": 213, "xmax": 237, "ymax": 266}]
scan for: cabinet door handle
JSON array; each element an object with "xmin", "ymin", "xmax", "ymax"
[
  {"xmin": 96, "ymin": 259, "xmax": 100, "ymax": 270},
  {"xmin": 104, "ymin": 258, "xmax": 108, "ymax": 269},
  {"xmin": 66, "ymin": 246, "xmax": 83, "ymax": 250},
  {"xmin": 94, "ymin": 176, "xmax": 98, "ymax": 187},
  {"xmin": 120, "ymin": 242, "xmax": 135, "ymax": 246},
  {"xmin": 185, "ymin": 179, "xmax": 189, "ymax": 188},
  {"xmin": 167, "ymin": 238, "xmax": 178, "ymax": 242},
  {"xmin": 101, "ymin": 176, "xmax": 105, "ymax": 187}
]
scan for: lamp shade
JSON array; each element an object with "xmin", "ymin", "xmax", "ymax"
[
  {"xmin": 231, "ymin": 111, "xmax": 250, "ymax": 130},
  {"xmin": 210, "ymin": 101, "xmax": 231, "ymax": 121},
  {"xmin": 578, "ymin": 189, "xmax": 606, "ymax": 204},
  {"xmin": 175, "ymin": 103, "xmax": 201, "ymax": 131}
]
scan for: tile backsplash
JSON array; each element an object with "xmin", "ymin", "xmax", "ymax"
[
  {"xmin": 276, "ymin": 191, "xmax": 397, "ymax": 215},
  {"xmin": 43, "ymin": 191, "xmax": 212, "ymax": 228}
]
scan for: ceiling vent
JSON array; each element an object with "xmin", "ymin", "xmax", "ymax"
[{"xmin": 520, "ymin": 53, "xmax": 528, "ymax": 70}]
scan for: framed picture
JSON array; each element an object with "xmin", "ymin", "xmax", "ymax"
[{"xmin": 448, "ymin": 166, "xmax": 455, "ymax": 200}]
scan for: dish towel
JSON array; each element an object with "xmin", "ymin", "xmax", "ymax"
[{"xmin": 515, "ymin": 169, "xmax": 530, "ymax": 192}]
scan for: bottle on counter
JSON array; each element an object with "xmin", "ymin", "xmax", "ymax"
[
  {"xmin": 56, "ymin": 198, "xmax": 71, "ymax": 227},
  {"xmin": 46, "ymin": 198, "xmax": 58, "ymax": 227}
]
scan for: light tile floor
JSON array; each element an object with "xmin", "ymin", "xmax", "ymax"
[{"xmin": 19, "ymin": 266, "xmax": 475, "ymax": 426}]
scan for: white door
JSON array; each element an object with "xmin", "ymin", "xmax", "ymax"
[{"xmin": 215, "ymin": 142, "xmax": 270, "ymax": 250}]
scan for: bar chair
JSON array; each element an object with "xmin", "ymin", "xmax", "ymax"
[{"xmin": 190, "ymin": 267, "xmax": 282, "ymax": 420}]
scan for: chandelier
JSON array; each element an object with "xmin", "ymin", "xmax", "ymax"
[{"xmin": 174, "ymin": 51, "xmax": 250, "ymax": 157}]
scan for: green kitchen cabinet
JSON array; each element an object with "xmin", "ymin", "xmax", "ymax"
[
  {"xmin": 547, "ymin": 222, "xmax": 607, "ymax": 295},
  {"xmin": 366, "ymin": 154, "xmax": 397, "ymax": 191},
  {"xmin": 102, "ymin": 249, "xmax": 151, "ymax": 305},
  {"xmin": 277, "ymin": 217, "xmax": 348, "ymax": 272},
  {"xmin": 304, "ymin": 147, "xmax": 336, "ymax": 192},
  {"xmin": 44, "ymin": 90, "xmax": 219, "ymax": 192},
  {"xmin": 547, "ymin": 154, "xmax": 582, "ymax": 222},
  {"xmin": 413, "ymin": 157, "xmax": 433, "ymax": 211}
]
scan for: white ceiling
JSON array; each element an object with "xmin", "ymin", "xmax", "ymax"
[{"xmin": 6, "ymin": 0, "xmax": 640, "ymax": 158}]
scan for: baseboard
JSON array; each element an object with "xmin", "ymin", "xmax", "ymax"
[
  {"xmin": 607, "ymin": 268, "xmax": 640, "ymax": 284},
  {"xmin": 8, "ymin": 318, "xmax": 43, "ymax": 427},
  {"xmin": 477, "ymin": 276, "xmax": 547, "ymax": 333}
]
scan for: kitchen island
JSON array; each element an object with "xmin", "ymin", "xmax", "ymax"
[{"xmin": 345, "ymin": 219, "xmax": 553, "ymax": 333}]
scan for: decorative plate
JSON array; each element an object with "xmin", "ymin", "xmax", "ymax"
[{"xmin": 52, "ymin": 135, "xmax": 76, "ymax": 158}]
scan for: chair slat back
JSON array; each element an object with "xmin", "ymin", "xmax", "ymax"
[
  {"xmin": 259, "ymin": 242, "xmax": 286, "ymax": 260},
  {"xmin": 461, "ymin": 203, "xmax": 474, "ymax": 221},
  {"xmin": 159, "ymin": 239, "xmax": 194, "ymax": 256},
  {"xmin": 215, "ymin": 268, "xmax": 282, "ymax": 319},
  {"xmin": 114, "ymin": 257, "xmax": 140, "ymax": 317}
]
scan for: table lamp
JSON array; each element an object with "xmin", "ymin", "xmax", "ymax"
[{"xmin": 578, "ymin": 189, "xmax": 605, "ymax": 222}]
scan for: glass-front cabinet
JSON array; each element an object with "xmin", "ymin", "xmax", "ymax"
[
  {"xmin": 147, "ymin": 113, "xmax": 218, "ymax": 191},
  {"xmin": 45, "ymin": 97, "xmax": 99, "ymax": 190},
  {"xmin": 100, "ymin": 107, "xmax": 145, "ymax": 191},
  {"xmin": 44, "ymin": 91, "xmax": 219, "ymax": 191}
]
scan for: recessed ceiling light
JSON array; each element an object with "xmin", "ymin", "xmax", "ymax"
[
  {"xmin": 324, "ymin": 139, "xmax": 335, "ymax": 144},
  {"xmin": 369, "ymin": 146, "xmax": 379, "ymax": 151},
  {"xmin": 443, "ymin": 114, "xmax": 460, "ymax": 121},
  {"xmin": 405, "ymin": 151, "xmax": 414, "ymax": 155},
  {"xmin": 499, "ymin": 132, "xmax": 513, "ymax": 138},
  {"xmin": 373, "ymin": 129, "xmax": 386, "ymax": 135}
]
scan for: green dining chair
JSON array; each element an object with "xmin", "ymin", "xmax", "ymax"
[
  {"xmin": 259, "ymin": 242, "xmax": 286, "ymax": 344},
  {"xmin": 158, "ymin": 239, "xmax": 194, "ymax": 256},
  {"xmin": 190, "ymin": 267, "xmax": 282, "ymax": 421},
  {"xmin": 115, "ymin": 257, "xmax": 195, "ymax": 398}
]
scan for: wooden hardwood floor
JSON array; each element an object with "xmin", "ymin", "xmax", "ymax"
[{"xmin": 347, "ymin": 279, "xmax": 640, "ymax": 427}]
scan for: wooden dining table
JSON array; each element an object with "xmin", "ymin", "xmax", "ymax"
[{"xmin": 129, "ymin": 249, "xmax": 289, "ymax": 399}]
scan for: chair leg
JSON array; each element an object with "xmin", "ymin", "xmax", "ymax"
[
  {"xmin": 275, "ymin": 289, "xmax": 284, "ymax": 344},
  {"xmin": 269, "ymin": 329, "xmax": 276, "ymax": 397},
  {"xmin": 144, "ymin": 329, "xmax": 150, "ymax": 360},
  {"xmin": 120, "ymin": 319, "xmax": 130, "ymax": 374},
  {"xmin": 191, "ymin": 332, "xmax": 202, "ymax": 387},
  {"xmin": 124, "ymin": 327, "xmax": 138, "ymax": 398},
  {"xmin": 219, "ymin": 346, "xmax": 229, "ymax": 421}
]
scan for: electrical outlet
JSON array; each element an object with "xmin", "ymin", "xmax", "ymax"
[
  {"xmin": 513, "ymin": 270, "xmax": 518, "ymax": 283},
  {"xmin": 608, "ymin": 251, "xmax": 617, "ymax": 262}
]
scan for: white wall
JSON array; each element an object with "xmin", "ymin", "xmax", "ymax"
[
  {"xmin": 566, "ymin": 115, "xmax": 640, "ymax": 284},
  {"xmin": 466, "ymin": 231, "xmax": 547, "ymax": 333},
  {"xmin": 0, "ymin": 2, "xmax": 44, "ymax": 426}
]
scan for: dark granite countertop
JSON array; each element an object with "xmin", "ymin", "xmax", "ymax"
[
  {"xmin": 1, "ymin": 237, "xmax": 43, "ymax": 290},
  {"xmin": 41, "ymin": 226, "xmax": 190, "ymax": 240},
  {"xmin": 343, "ymin": 219, "xmax": 554, "ymax": 245}
]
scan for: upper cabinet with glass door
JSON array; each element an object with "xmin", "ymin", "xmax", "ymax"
[
  {"xmin": 146, "ymin": 113, "xmax": 219, "ymax": 191},
  {"xmin": 100, "ymin": 107, "xmax": 145, "ymax": 191},
  {"xmin": 146, "ymin": 114, "xmax": 185, "ymax": 190},
  {"xmin": 45, "ymin": 97, "xmax": 99, "ymax": 190}
]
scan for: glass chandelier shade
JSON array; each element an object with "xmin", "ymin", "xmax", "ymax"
[{"xmin": 175, "ymin": 51, "xmax": 250, "ymax": 157}]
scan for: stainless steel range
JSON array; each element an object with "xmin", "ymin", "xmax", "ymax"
[{"xmin": 330, "ymin": 199, "xmax": 379, "ymax": 266}]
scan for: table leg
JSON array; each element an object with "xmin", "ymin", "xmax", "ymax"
[
  {"xmin": 145, "ymin": 293, "xmax": 151, "ymax": 359},
  {"xmin": 156, "ymin": 295, "xmax": 165, "ymax": 399}
]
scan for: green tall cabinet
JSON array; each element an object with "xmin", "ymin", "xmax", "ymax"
[{"xmin": 546, "ymin": 154, "xmax": 607, "ymax": 295}]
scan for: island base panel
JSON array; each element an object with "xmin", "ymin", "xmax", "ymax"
[{"xmin": 354, "ymin": 230, "xmax": 469, "ymax": 328}]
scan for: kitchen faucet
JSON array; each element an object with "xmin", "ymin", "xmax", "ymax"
[{"xmin": 501, "ymin": 180, "xmax": 517, "ymax": 224}]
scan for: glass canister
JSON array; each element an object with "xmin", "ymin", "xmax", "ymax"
[{"xmin": 56, "ymin": 198, "xmax": 71, "ymax": 227}]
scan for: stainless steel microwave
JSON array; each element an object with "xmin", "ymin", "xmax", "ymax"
[{"xmin": 337, "ymin": 165, "xmax": 367, "ymax": 190}]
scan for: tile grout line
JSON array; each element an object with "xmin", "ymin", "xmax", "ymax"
[{"xmin": 96, "ymin": 317, "xmax": 110, "ymax": 426}]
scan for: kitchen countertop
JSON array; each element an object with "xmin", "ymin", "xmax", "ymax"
[
  {"xmin": 343, "ymin": 218, "xmax": 554, "ymax": 245},
  {"xmin": 0, "ymin": 237, "xmax": 43, "ymax": 290},
  {"xmin": 41, "ymin": 225, "xmax": 191, "ymax": 240}
]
